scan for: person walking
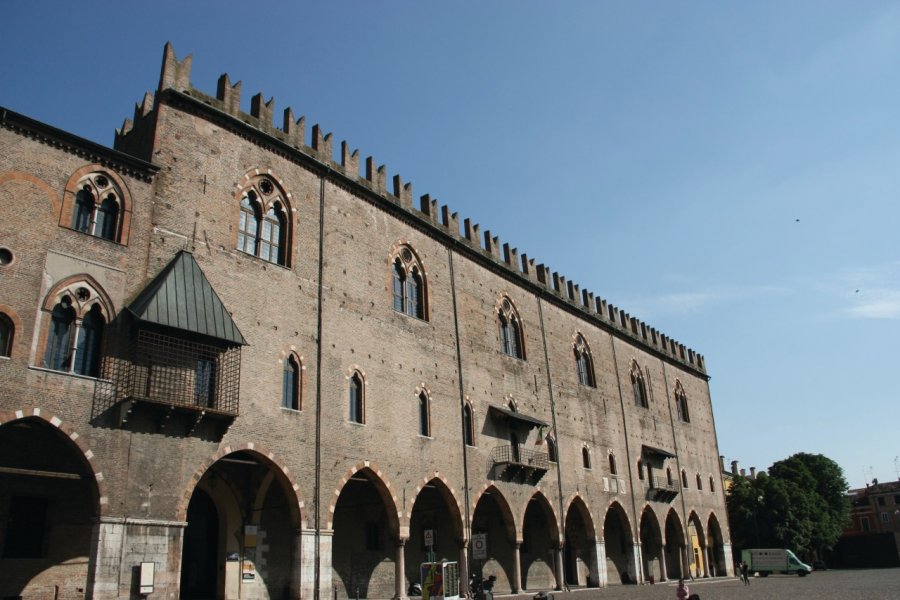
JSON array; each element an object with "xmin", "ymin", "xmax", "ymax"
[
  {"xmin": 741, "ymin": 561, "xmax": 750, "ymax": 585},
  {"xmin": 675, "ymin": 578, "xmax": 690, "ymax": 600}
]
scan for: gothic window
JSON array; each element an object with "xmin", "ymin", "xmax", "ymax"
[
  {"xmin": 582, "ymin": 446, "xmax": 592, "ymax": 469},
  {"xmin": 637, "ymin": 459, "xmax": 644, "ymax": 480},
  {"xmin": 236, "ymin": 176, "xmax": 291, "ymax": 266},
  {"xmin": 69, "ymin": 173, "xmax": 123, "ymax": 242},
  {"xmin": 709, "ymin": 476, "xmax": 715, "ymax": 492},
  {"xmin": 667, "ymin": 468, "xmax": 674, "ymax": 486},
  {"xmin": 630, "ymin": 361, "xmax": 649, "ymax": 408},
  {"xmin": 463, "ymin": 403, "xmax": 474, "ymax": 446},
  {"xmin": 390, "ymin": 245, "xmax": 427, "ymax": 320},
  {"xmin": 696, "ymin": 473, "xmax": 703, "ymax": 490},
  {"xmin": 43, "ymin": 296, "xmax": 76, "ymax": 371},
  {"xmin": 498, "ymin": 296, "xmax": 524, "ymax": 359},
  {"xmin": 608, "ymin": 453, "xmax": 618, "ymax": 475},
  {"xmin": 282, "ymin": 355, "xmax": 300, "ymax": 410},
  {"xmin": 349, "ymin": 372, "xmax": 365, "ymax": 424},
  {"xmin": 0, "ymin": 313, "xmax": 13, "ymax": 357},
  {"xmin": 546, "ymin": 436, "xmax": 558, "ymax": 463},
  {"xmin": 73, "ymin": 304, "xmax": 104, "ymax": 377},
  {"xmin": 574, "ymin": 334, "xmax": 595, "ymax": 387},
  {"xmin": 675, "ymin": 381, "xmax": 690, "ymax": 423},
  {"xmin": 681, "ymin": 469, "xmax": 689, "ymax": 488},
  {"xmin": 418, "ymin": 392, "xmax": 431, "ymax": 437}
]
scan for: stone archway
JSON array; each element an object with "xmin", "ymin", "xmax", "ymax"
[
  {"xmin": 687, "ymin": 512, "xmax": 706, "ymax": 578},
  {"xmin": 180, "ymin": 449, "xmax": 303, "ymax": 600},
  {"xmin": 520, "ymin": 492, "xmax": 560, "ymax": 591},
  {"xmin": 331, "ymin": 466, "xmax": 401, "ymax": 600},
  {"xmin": 707, "ymin": 514, "xmax": 729, "ymax": 577},
  {"xmin": 471, "ymin": 486, "xmax": 518, "ymax": 594},
  {"xmin": 405, "ymin": 477, "xmax": 466, "ymax": 592},
  {"xmin": 0, "ymin": 415, "xmax": 101, "ymax": 599},
  {"xmin": 563, "ymin": 496, "xmax": 598, "ymax": 587},
  {"xmin": 639, "ymin": 508, "xmax": 664, "ymax": 583},
  {"xmin": 664, "ymin": 509, "xmax": 685, "ymax": 580},
  {"xmin": 602, "ymin": 502, "xmax": 635, "ymax": 585}
]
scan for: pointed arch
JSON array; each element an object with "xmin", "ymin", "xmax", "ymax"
[
  {"xmin": 497, "ymin": 295, "xmax": 525, "ymax": 359},
  {"xmin": 388, "ymin": 241, "xmax": 429, "ymax": 320},
  {"xmin": 38, "ymin": 275, "xmax": 115, "ymax": 376},
  {"xmin": 347, "ymin": 367, "xmax": 366, "ymax": 424},
  {"xmin": 407, "ymin": 472, "xmax": 466, "ymax": 541},
  {"xmin": 233, "ymin": 169, "xmax": 294, "ymax": 267},
  {"xmin": 328, "ymin": 461, "xmax": 401, "ymax": 536},
  {"xmin": 463, "ymin": 401, "xmax": 475, "ymax": 447},
  {"xmin": 471, "ymin": 484, "xmax": 518, "ymax": 542},
  {"xmin": 630, "ymin": 359, "xmax": 648, "ymax": 408},
  {"xmin": 573, "ymin": 332, "xmax": 595, "ymax": 387},
  {"xmin": 177, "ymin": 442, "xmax": 308, "ymax": 528},
  {"xmin": 0, "ymin": 407, "xmax": 108, "ymax": 512},
  {"xmin": 563, "ymin": 493, "xmax": 598, "ymax": 541},
  {"xmin": 674, "ymin": 379, "xmax": 690, "ymax": 423},
  {"xmin": 61, "ymin": 165, "xmax": 133, "ymax": 244}
]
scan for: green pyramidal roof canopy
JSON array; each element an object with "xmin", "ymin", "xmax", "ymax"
[{"xmin": 127, "ymin": 250, "xmax": 246, "ymax": 346}]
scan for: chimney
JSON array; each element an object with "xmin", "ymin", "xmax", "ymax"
[
  {"xmin": 731, "ymin": 460, "xmax": 738, "ymax": 475},
  {"xmin": 740, "ymin": 468, "xmax": 746, "ymax": 477},
  {"xmin": 750, "ymin": 467, "xmax": 757, "ymax": 479}
]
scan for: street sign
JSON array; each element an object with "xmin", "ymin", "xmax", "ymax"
[
  {"xmin": 424, "ymin": 529, "xmax": 434, "ymax": 547},
  {"xmin": 471, "ymin": 533, "xmax": 487, "ymax": 560}
]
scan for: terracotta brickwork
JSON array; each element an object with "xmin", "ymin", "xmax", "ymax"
[{"xmin": 0, "ymin": 44, "xmax": 733, "ymax": 599}]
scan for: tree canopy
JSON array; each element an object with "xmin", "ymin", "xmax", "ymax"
[{"xmin": 726, "ymin": 452, "xmax": 849, "ymax": 558}]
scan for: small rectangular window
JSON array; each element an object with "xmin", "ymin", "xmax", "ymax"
[
  {"xmin": 861, "ymin": 517, "xmax": 870, "ymax": 532},
  {"xmin": 878, "ymin": 496, "xmax": 886, "ymax": 506},
  {"xmin": 881, "ymin": 512, "xmax": 890, "ymax": 523}
]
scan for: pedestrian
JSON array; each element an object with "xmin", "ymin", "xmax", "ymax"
[
  {"xmin": 741, "ymin": 561, "xmax": 750, "ymax": 585},
  {"xmin": 675, "ymin": 577, "xmax": 690, "ymax": 600}
]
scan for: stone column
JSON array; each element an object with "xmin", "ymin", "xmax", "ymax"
[
  {"xmin": 459, "ymin": 541, "xmax": 469, "ymax": 598},
  {"xmin": 631, "ymin": 543, "xmax": 642, "ymax": 584},
  {"xmin": 723, "ymin": 543, "xmax": 735, "ymax": 577},
  {"xmin": 702, "ymin": 544, "xmax": 710, "ymax": 577},
  {"xmin": 554, "ymin": 544, "xmax": 564, "ymax": 590},
  {"xmin": 89, "ymin": 517, "xmax": 126, "ymax": 599},
  {"xmin": 395, "ymin": 538, "xmax": 408, "ymax": 600},
  {"xmin": 659, "ymin": 545, "xmax": 668, "ymax": 582},
  {"xmin": 298, "ymin": 529, "xmax": 317, "ymax": 600},
  {"xmin": 682, "ymin": 545, "xmax": 691, "ymax": 580},
  {"xmin": 594, "ymin": 541, "xmax": 607, "ymax": 587},
  {"xmin": 318, "ymin": 530, "xmax": 334, "ymax": 600},
  {"xmin": 512, "ymin": 542, "xmax": 522, "ymax": 593}
]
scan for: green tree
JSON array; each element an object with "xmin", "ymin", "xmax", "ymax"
[
  {"xmin": 768, "ymin": 453, "xmax": 850, "ymax": 555},
  {"xmin": 726, "ymin": 453, "xmax": 849, "ymax": 557}
]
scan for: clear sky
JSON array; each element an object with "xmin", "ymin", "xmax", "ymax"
[{"xmin": 2, "ymin": 1, "xmax": 897, "ymax": 488}]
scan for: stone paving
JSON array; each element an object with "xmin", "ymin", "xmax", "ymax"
[{"xmin": 496, "ymin": 568, "xmax": 900, "ymax": 600}]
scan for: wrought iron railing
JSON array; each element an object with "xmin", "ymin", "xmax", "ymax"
[
  {"xmin": 649, "ymin": 476, "xmax": 679, "ymax": 492},
  {"xmin": 491, "ymin": 445, "xmax": 549, "ymax": 470},
  {"xmin": 101, "ymin": 327, "xmax": 241, "ymax": 416}
]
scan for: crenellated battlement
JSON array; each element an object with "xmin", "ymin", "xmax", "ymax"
[{"xmin": 117, "ymin": 43, "xmax": 706, "ymax": 375}]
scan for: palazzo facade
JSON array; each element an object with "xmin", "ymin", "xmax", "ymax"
[{"xmin": 0, "ymin": 44, "xmax": 733, "ymax": 599}]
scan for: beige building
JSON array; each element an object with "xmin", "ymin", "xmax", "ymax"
[{"xmin": 0, "ymin": 44, "xmax": 733, "ymax": 599}]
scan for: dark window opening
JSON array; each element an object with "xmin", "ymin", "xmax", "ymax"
[
  {"xmin": 349, "ymin": 373, "xmax": 364, "ymax": 424},
  {"xmin": 2, "ymin": 496, "xmax": 47, "ymax": 558},
  {"xmin": 283, "ymin": 355, "xmax": 300, "ymax": 410},
  {"xmin": 418, "ymin": 392, "xmax": 430, "ymax": 436},
  {"xmin": 0, "ymin": 313, "xmax": 13, "ymax": 357}
]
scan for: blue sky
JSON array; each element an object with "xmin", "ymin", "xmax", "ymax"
[{"xmin": 3, "ymin": 1, "xmax": 898, "ymax": 488}]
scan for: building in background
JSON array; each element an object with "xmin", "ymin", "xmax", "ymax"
[
  {"xmin": 833, "ymin": 479, "xmax": 900, "ymax": 568},
  {"xmin": 0, "ymin": 44, "xmax": 733, "ymax": 599}
]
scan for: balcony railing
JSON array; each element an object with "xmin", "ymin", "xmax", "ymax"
[
  {"xmin": 491, "ymin": 445, "xmax": 549, "ymax": 474},
  {"xmin": 646, "ymin": 476, "xmax": 680, "ymax": 502},
  {"xmin": 96, "ymin": 326, "xmax": 241, "ymax": 435}
]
